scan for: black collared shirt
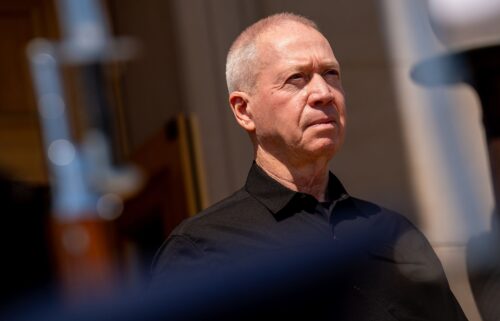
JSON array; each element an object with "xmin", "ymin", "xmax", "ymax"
[{"xmin": 152, "ymin": 162, "xmax": 467, "ymax": 321}]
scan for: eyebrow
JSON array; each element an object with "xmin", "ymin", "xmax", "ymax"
[
  {"xmin": 276, "ymin": 60, "xmax": 340, "ymax": 81},
  {"xmin": 317, "ymin": 61, "xmax": 340, "ymax": 70}
]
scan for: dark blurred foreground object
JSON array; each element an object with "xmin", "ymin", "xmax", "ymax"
[
  {"xmin": 412, "ymin": 44, "xmax": 500, "ymax": 321},
  {"xmin": 2, "ymin": 229, "xmax": 465, "ymax": 321},
  {"xmin": 0, "ymin": 172, "xmax": 54, "ymax": 312}
]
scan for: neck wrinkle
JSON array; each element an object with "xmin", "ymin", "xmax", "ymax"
[{"xmin": 255, "ymin": 146, "xmax": 330, "ymax": 201}]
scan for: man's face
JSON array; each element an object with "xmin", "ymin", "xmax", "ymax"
[{"xmin": 248, "ymin": 23, "xmax": 346, "ymax": 165}]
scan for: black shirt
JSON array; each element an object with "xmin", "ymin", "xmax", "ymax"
[{"xmin": 151, "ymin": 162, "xmax": 467, "ymax": 321}]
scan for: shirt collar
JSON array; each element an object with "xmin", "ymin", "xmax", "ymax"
[{"xmin": 244, "ymin": 161, "xmax": 349, "ymax": 216}]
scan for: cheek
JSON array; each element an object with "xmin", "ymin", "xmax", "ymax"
[
  {"xmin": 253, "ymin": 92, "xmax": 306, "ymax": 138},
  {"xmin": 335, "ymin": 93, "xmax": 347, "ymax": 124},
  {"xmin": 252, "ymin": 100, "xmax": 281, "ymax": 136},
  {"xmin": 339, "ymin": 106, "xmax": 347, "ymax": 127},
  {"xmin": 292, "ymin": 91, "xmax": 310, "ymax": 127},
  {"xmin": 328, "ymin": 92, "xmax": 347, "ymax": 142},
  {"xmin": 337, "ymin": 111, "xmax": 347, "ymax": 139},
  {"xmin": 267, "ymin": 98, "xmax": 301, "ymax": 125}
]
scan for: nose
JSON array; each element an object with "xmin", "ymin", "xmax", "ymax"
[{"xmin": 307, "ymin": 74, "xmax": 334, "ymax": 107}]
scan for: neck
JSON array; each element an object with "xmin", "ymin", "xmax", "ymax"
[{"xmin": 255, "ymin": 146, "xmax": 331, "ymax": 201}]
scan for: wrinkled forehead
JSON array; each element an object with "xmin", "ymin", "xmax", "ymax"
[{"xmin": 255, "ymin": 22, "xmax": 337, "ymax": 65}]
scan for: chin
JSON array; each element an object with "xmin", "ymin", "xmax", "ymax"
[{"xmin": 306, "ymin": 140, "xmax": 339, "ymax": 159}]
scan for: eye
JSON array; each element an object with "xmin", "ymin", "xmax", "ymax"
[
  {"xmin": 322, "ymin": 69, "xmax": 340, "ymax": 86},
  {"xmin": 323, "ymin": 69, "xmax": 340, "ymax": 79},
  {"xmin": 288, "ymin": 73, "xmax": 304, "ymax": 80},
  {"xmin": 285, "ymin": 73, "xmax": 308, "ymax": 86}
]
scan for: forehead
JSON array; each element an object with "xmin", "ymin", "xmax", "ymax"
[{"xmin": 257, "ymin": 22, "xmax": 338, "ymax": 67}]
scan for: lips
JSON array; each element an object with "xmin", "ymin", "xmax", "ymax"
[{"xmin": 308, "ymin": 117, "xmax": 336, "ymax": 127}]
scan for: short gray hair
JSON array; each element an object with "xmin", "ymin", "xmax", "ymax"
[{"xmin": 225, "ymin": 13, "xmax": 319, "ymax": 93}]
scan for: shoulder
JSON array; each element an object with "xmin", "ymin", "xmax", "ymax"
[
  {"xmin": 344, "ymin": 199, "xmax": 465, "ymax": 319},
  {"xmin": 341, "ymin": 196, "xmax": 419, "ymax": 235},
  {"xmin": 151, "ymin": 188, "xmax": 268, "ymax": 277},
  {"xmin": 341, "ymin": 196, "xmax": 436, "ymax": 259},
  {"xmin": 172, "ymin": 187, "xmax": 261, "ymax": 236},
  {"xmin": 158, "ymin": 186, "xmax": 273, "ymax": 256},
  {"xmin": 348, "ymin": 197, "xmax": 446, "ymax": 280}
]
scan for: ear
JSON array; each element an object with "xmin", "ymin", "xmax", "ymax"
[{"xmin": 229, "ymin": 91, "xmax": 255, "ymax": 132}]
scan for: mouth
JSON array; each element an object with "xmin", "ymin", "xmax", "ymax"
[{"xmin": 308, "ymin": 117, "xmax": 336, "ymax": 127}]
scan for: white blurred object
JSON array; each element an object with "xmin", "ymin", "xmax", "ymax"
[{"xmin": 428, "ymin": 0, "xmax": 500, "ymax": 49}]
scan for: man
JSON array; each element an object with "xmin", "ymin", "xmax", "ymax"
[{"xmin": 152, "ymin": 13, "xmax": 467, "ymax": 320}]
